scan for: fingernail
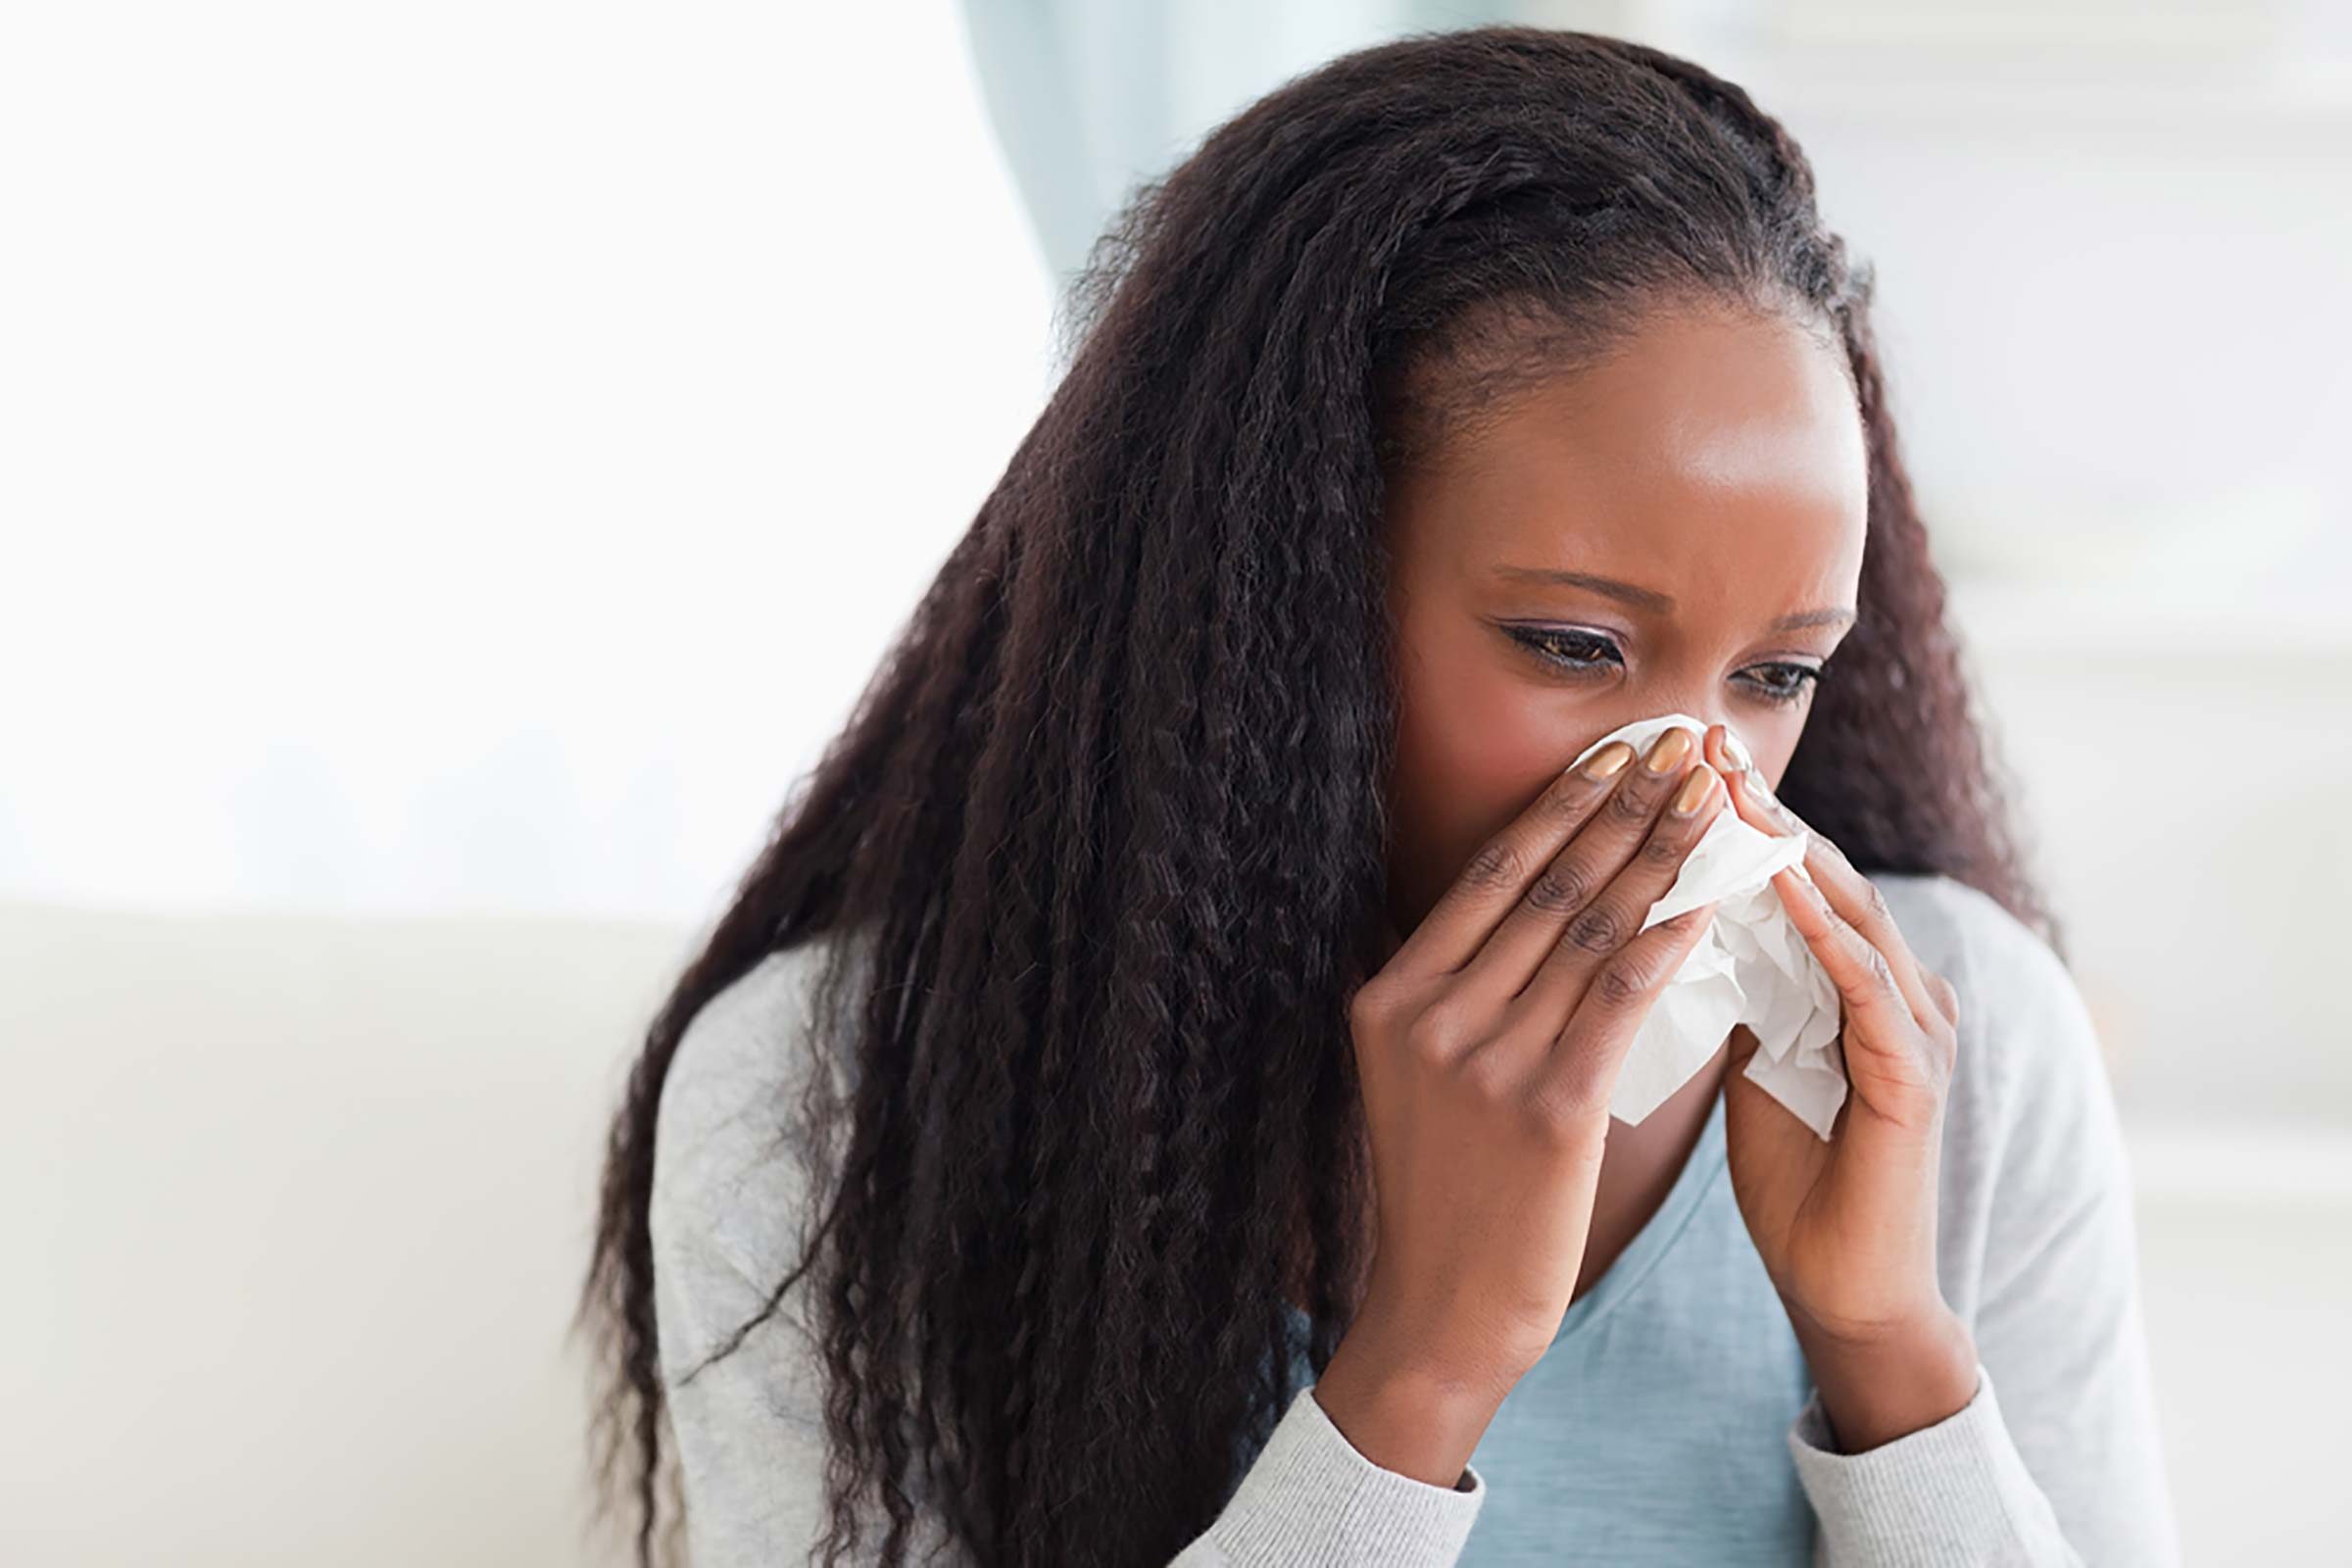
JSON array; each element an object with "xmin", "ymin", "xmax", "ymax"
[
  {"xmin": 1643, "ymin": 726, "xmax": 1694, "ymax": 773},
  {"xmin": 1579, "ymin": 741, "xmax": 1634, "ymax": 779},
  {"xmin": 1719, "ymin": 729, "xmax": 1752, "ymax": 773},
  {"xmin": 1671, "ymin": 764, "xmax": 1717, "ymax": 815}
]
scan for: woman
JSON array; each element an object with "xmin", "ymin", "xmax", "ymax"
[{"xmin": 579, "ymin": 24, "xmax": 2177, "ymax": 1567}]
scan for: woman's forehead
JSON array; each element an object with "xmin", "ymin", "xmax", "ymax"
[{"xmin": 1386, "ymin": 304, "xmax": 1869, "ymax": 594}]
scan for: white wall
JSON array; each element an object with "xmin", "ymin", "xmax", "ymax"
[{"xmin": 0, "ymin": 0, "xmax": 1054, "ymax": 926}]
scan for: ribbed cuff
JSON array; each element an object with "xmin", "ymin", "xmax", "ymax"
[
  {"xmin": 1787, "ymin": 1362, "xmax": 2067, "ymax": 1566},
  {"xmin": 1200, "ymin": 1383, "xmax": 1487, "ymax": 1566}
]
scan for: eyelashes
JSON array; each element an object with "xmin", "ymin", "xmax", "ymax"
[
  {"xmin": 1505, "ymin": 626, "xmax": 1624, "ymax": 671},
  {"xmin": 1742, "ymin": 663, "xmax": 1822, "ymax": 706},
  {"xmin": 1502, "ymin": 625, "xmax": 1823, "ymax": 707}
]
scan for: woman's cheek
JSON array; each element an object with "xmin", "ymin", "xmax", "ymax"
[{"xmin": 1392, "ymin": 668, "xmax": 1576, "ymax": 910}]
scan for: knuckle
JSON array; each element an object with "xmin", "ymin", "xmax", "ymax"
[
  {"xmin": 1859, "ymin": 878, "xmax": 1892, "ymax": 926},
  {"xmin": 1929, "ymin": 971, "xmax": 1961, "ymax": 1023},
  {"xmin": 1591, "ymin": 952, "xmax": 1653, "ymax": 1006},
  {"xmin": 1564, "ymin": 903, "xmax": 1625, "ymax": 956},
  {"xmin": 1408, "ymin": 993, "xmax": 1479, "ymax": 1056},
  {"xmin": 1458, "ymin": 1044, "xmax": 1519, "ymax": 1103},
  {"xmin": 1525, "ymin": 859, "xmax": 1594, "ymax": 915},
  {"xmin": 1639, "ymin": 828, "xmax": 1690, "ymax": 868},
  {"xmin": 1462, "ymin": 838, "xmax": 1525, "ymax": 893},
  {"xmin": 1549, "ymin": 771, "xmax": 1612, "ymax": 816},
  {"xmin": 1348, "ymin": 976, "xmax": 1400, "ymax": 1030},
  {"xmin": 1604, "ymin": 783, "xmax": 1656, "ymax": 824},
  {"xmin": 1924, "ymin": 995, "xmax": 1960, "ymax": 1055}
]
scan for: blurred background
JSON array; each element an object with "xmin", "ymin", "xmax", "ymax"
[{"xmin": 4, "ymin": 1, "xmax": 2346, "ymax": 1562}]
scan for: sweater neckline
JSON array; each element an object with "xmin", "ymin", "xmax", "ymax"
[{"xmin": 1546, "ymin": 1079, "xmax": 1730, "ymax": 1351}]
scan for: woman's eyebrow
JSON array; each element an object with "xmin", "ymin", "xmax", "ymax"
[
  {"xmin": 1488, "ymin": 564, "xmax": 1855, "ymax": 631},
  {"xmin": 1491, "ymin": 564, "xmax": 1675, "ymax": 612},
  {"xmin": 1769, "ymin": 605, "xmax": 1858, "ymax": 631}
]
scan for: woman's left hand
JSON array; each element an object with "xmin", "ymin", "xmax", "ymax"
[{"xmin": 1700, "ymin": 724, "xmax": 1983, "ymax": 1452}]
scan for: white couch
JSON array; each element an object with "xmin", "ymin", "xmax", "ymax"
[{"xmin": 0, "ymin": 897, "xmax": 686, "ymax": 1567}]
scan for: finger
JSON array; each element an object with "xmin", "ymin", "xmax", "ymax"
[
  {"xmin": 1925, "ymin": 968, "xmax": 1960, "ymax": 1030},
  {"xmin": 1770, "ymin": 862, "xmax": 1930, "ymax": 1078},
  {"xmin": 1724, "ymin": 751, "xmax": 1802, "ymax": 842},
  {"xmin": 1465, "ymin": 724, "xmax": 1709, "ymax": 1001},
  {"xmin": 1701, "ymin": 722, "xmax": 1755, "ymax": 793},
  {"xmin": 1788, "ymin": 835, "xmax": 1944, "ymax": 1038},
  {"xmin": 1386, "ymin": 737, "xmax": 1644, "ymax": 977},
  {"xmin": 1508, "ymin": 760, "xmax": 1723, "ymax": 1026},
  {"xmin": 1528, "ymin": 899, "xmax": 1721, "ymax": 1120},
  {"xmin": 1723, "ymin": 760, "xmax": 1943, "ymax": 1038}
]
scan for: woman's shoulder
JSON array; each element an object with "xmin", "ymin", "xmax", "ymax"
[
  {"xmin": 651, "ymin": 931, "xmax": 861, "ymax": 1296},
  {"xmin": 658, "ymin": 943, "xmax": 828, "ymax": 1157}
]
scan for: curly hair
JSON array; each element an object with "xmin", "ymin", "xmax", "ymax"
[{"xmin": 577, "ymin": 24, "xmax": 2059, "ymax": 1567}]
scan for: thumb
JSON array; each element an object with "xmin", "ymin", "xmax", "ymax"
[{"xmin": 1725, "ymin": 1022, "xmax": 1763, "ymax": 1079}]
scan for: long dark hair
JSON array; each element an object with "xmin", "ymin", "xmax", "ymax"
[{"xmin": 578, "ymin": 24, "xmax": 2058, "ymax": 1566}]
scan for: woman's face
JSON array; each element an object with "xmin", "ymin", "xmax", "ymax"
[{"xmin": 1381, "ymin": 299, "xmax": 1870, "ymax": 937}]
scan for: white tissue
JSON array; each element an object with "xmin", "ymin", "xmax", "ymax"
[{"xmin": 1570, "ymin": 711, "xmax": 1848, "ymax": 1141}]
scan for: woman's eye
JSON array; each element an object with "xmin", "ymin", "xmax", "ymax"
[
  {"xmin": 1505, "ymin": 627, "xmax": 1822, "ymax": 706},
  {"xmin": 1741, "ymin": 663, "xmax": 1822, "ymax": 706},
  {"xmin": 1508, "ymin": 627, "xmax": 1624, "ymax": 673}
]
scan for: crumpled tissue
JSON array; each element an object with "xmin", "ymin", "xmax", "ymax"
[{"xmin": 1570, "ymin": 711, "xmax": 1848, "ymax": 1140}]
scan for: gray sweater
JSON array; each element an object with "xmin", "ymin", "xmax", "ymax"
[{"xmin": 650, "ymin": 872, "xmax": 2180, "ymax": 1564}]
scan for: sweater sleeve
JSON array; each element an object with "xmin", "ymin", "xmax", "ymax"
[
  {"xmin": 1181, "ymin": 1384, "xmax": 1486, "ymax": 1563},
  {"xmin": 649, "ymin": 949, "xmax": 1488, "ymax": 1567},
  {"xmin": 1781, "ymin": 888, "xmax": 2180, "ymax": 1566}
]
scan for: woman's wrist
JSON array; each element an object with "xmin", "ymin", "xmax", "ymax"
[
  {"xmin": 1313, "ymin": 1305, "xmax": 1515, "ymax": 1491},
  {"xmin": 1787, "ymin": 1301, "xmax": 1980, "ymax": 1454}
]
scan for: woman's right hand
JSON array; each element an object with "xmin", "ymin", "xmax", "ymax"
[{"xmin": 1313, "ymin": 722, "xmax": 1728, "ymax": 1485}]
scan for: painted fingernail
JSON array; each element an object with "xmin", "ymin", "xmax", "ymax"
[
  {"xmin": 1644, "ymin": 726, "xmax": 1694, "ymax": 773},
  {"xmin": 1672, "ymin": 764, "xmax": 1717, "ymax": 815},
  {"xmin": 1579, "ymin": 741, "xmax": 1634, "ymax": 779}
]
